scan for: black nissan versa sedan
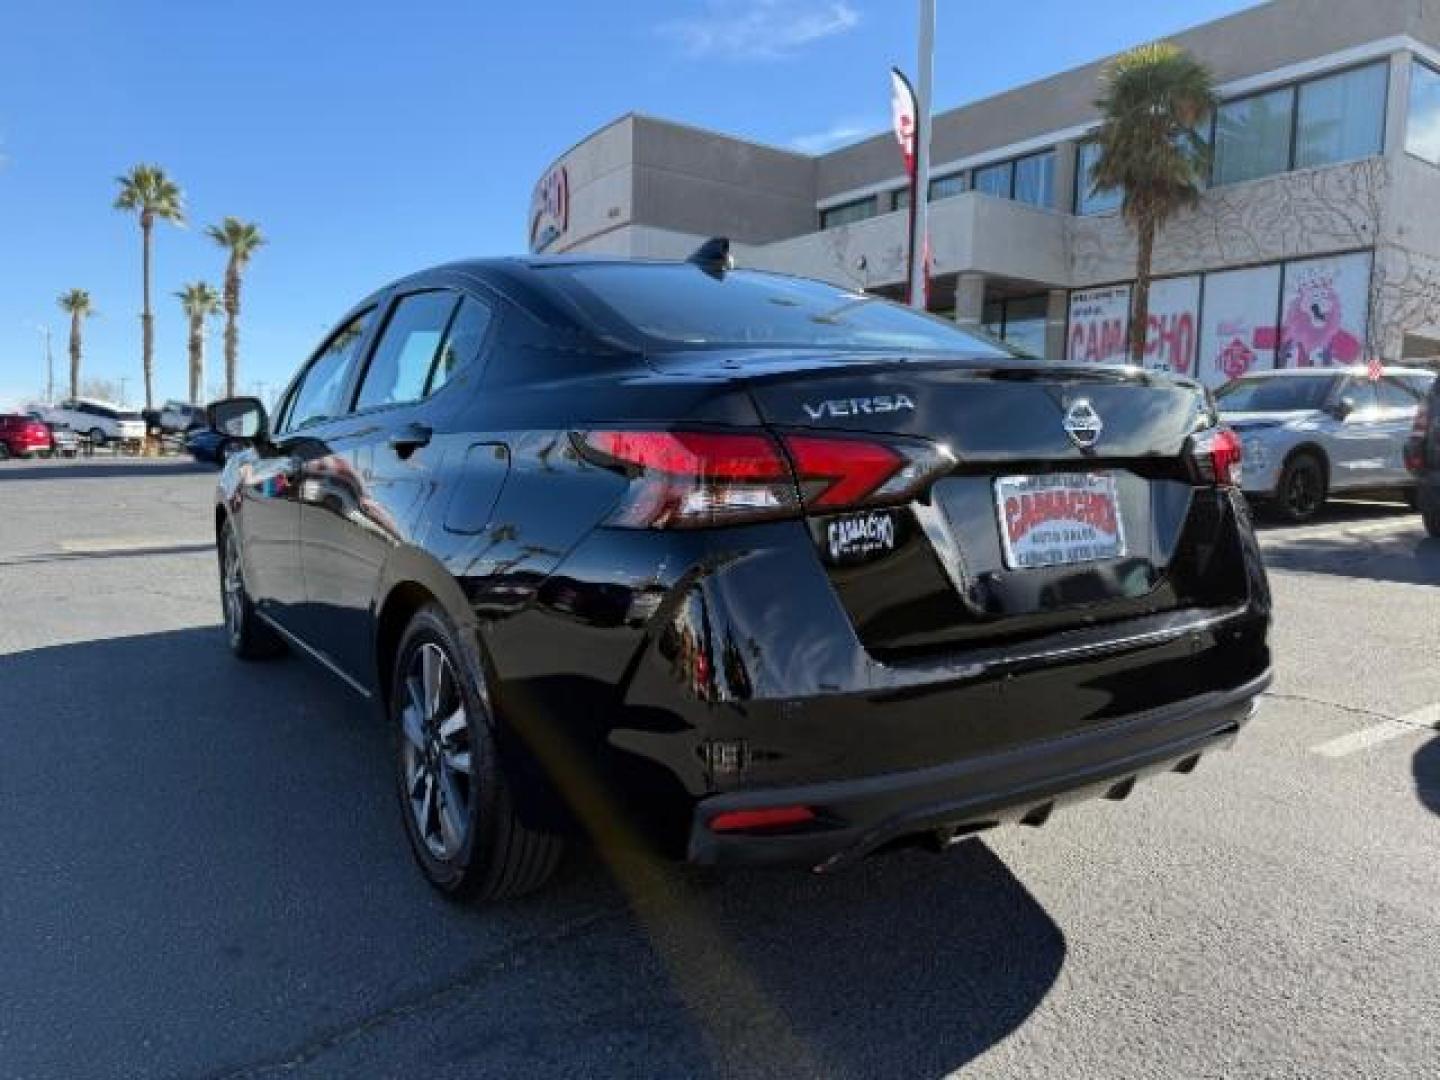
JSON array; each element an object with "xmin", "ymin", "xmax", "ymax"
[{"xmin": 210, "ymin": 249, "xmax": 1272, "ymax": 901}]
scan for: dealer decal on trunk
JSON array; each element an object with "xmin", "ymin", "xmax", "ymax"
[{"xmin": 825, "ymin": 510, "xmax": 899, "ymax": 564}]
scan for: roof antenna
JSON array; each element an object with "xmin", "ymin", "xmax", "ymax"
[{"xmin": 688, "ymin": 237, "xmax": 734, "ymax": 278}]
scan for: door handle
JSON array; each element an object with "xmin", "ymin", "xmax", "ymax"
[{"xmin": 389, "ymin": 423, "xmax": 433, "ymax": 455}]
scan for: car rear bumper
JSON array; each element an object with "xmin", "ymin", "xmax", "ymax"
[{"xmin": 685, "ymin": 669, "xmax": 1270, "ymax": 871}]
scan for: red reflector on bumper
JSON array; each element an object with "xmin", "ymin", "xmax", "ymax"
[{"xmin": 708, "ymin": 806, "xmax": 816, "ymax": 833}]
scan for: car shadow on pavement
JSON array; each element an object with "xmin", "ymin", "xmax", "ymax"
[
  {"xmin": 0, "ymin": 626, "xmax": 1065, "ymax": 1080},
  {"xmin": 0, "ymin": 459, "xmax": 210, "ymax": 481},
  {"xmin": 1415, "ymin": 737, "xmax": 1440, "ymax": 818}
]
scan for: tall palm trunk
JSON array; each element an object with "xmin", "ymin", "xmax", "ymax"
[
  {"xmin": 69, "ymin": 310, "xmax": 83, "ymax": 400},
  {"xmin": 1129, "ymin": 213, "xmax": 1158, "ymax": 365},
  {"xmin": 141, "ymin": 211, "xmax": 155, "ymax": 409},
  {"xmin": 223, "ymin": 261, "xmax": 241, "ymax": 398},
  {"xmin": 188, "ymin": 313, "xmax": 206, "ymax": 404}
]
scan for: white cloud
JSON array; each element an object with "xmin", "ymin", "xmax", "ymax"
[
  {"xmin": 789, "ymin": 118, "xmax": 875, "ymax": 154},
  {"xmin": 660, "ymin": 0, "xmax": 860, "ymax": 60}
]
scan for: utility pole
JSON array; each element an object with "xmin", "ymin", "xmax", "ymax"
[
  {"xmin": 39, "ymin": 325, "xmax": 54, "ymax": 403},
  {"xmin": 909, "ymin": 0, "xmax": 936, "ymax": 311}
]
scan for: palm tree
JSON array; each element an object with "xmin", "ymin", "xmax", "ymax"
[
  {"xmin": 114, "ymin": 164, "xmax": 185, "ymax": 410},
  {"xmin": 1091, "ymin": 43, "xmax": 1216, "ymax": 365},
  {"xmin": 57, "ymin": 289, "xmax": 95, "ymax": 400},
  {"xmin": 175, "ymin": 282, "xmax": 221, "ymax": 404},
  {"xmin": 206, "ymin": 217, "xmax": 266, "ymax": 398}
]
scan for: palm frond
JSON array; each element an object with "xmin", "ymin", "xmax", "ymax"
[
  {"xmin": 113, "ymin": 162, "xmax": 186, "ymax": 223},
  {"xmin": 58, "ymin": 288, "xmax": 94, "ymax": 316}
]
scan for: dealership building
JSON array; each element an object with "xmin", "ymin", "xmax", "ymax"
[{"xmin": 530, "ymin": 0, "xmax": 1440, "ymax": 384}]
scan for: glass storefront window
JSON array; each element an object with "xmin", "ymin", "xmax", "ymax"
[
  {"xmin": 984, "ymin": 295, "xmax": 1049, "ymax": 357},
  {"xmin": 820, "ymin": 196, "xmax": 878, "ymax": 230},
  {"xmin": 1295, "ymin": 62, "xmax": 1387, "ymax": 169},
  {"xmin": 929, "ymin": 172, "xmax": 968, "ymax": 201},
  {"xmin": 1213, "ymin": 86, "xmax": 1295, "ymax": 186},
  {"xmin": 1407, "ymin": 61, "xmax": 1440, "ymax": 165},
  {"xmin": 1013, "ymin": 151, "xmax": 1055, "ymax": 208},
  {"xmin": 1076, "ymin": 141, "xmax": 1123, "ymax": 215},
  {"xmin": 973, "ymin": 161, "xmax": 1013, "ymax": 198}
]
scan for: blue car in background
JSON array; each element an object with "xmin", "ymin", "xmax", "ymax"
[{"xmin": 185, "ymin": 426, "xmax": 249, "ymax": 466}]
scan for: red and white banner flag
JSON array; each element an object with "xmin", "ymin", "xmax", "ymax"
[{"xmin": 890, "ymin": 67, "xmax": 917, "ymax": 178}]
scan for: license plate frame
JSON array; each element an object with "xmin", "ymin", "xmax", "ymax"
[{"xmin": 994, "ymin": 472, "xmax": 1127, "ymax": 571}]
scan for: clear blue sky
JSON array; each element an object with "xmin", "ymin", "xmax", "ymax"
[{"xmin": 0, "ymin": 0, "xmax": 1259, "ymax": 410}]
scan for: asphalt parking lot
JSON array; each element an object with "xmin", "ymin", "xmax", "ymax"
[{"xmin": 1, "ymin": 456, "xmax": 1438, "ymax": 1080}]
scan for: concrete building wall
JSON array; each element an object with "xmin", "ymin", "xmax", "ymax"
[
  {"xmin": 631, "ymin": 117, "xmax": 817, "ymax": 244},
  {"xmin": 540, "ymin": 116, "xmax": 636, "ymax": 255}
]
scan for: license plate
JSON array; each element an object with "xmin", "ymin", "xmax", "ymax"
[{"xmin": 994, "ymin": 472, "xmax": 1126, "ymax": 571}]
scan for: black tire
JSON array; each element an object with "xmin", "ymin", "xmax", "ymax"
[
  {"xmin": 1421, "ymin": 488, "xmax": 1440, "ymax": 539},
  {"xmin": 391, "ymin": 604, "xmax": 564, "ymax": 902},
  {"xmin": 1273, "ymin": 452, "xmax": 1327, "ymax": 524},
  {"xmin": 88, "ymin": 427, "xmax": 106, "ymax": 448},
  {"xmin": 0, "ymin": 443, "xmax": 10, "ymax": 461},
  {"xmin": 218, "ymin": 518, "xmax": 286, "ymax": 660}
]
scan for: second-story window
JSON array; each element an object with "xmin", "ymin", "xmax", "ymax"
[
  {"xmin": 1076, "ymin": 140, "xmax": 1123, "ymax": 215},
  {"xmin": 929, "ymin": 172, "xmax": 968, "ymax": 201},
  {"xmin": 1407, "ymin": 60, "xmax": 1440, "ymax": 165},
  {"xmin": 1013, "ymin": 151, "xmax": 1055, "ymax": 208},
  {"xmin": 820, "ymin": 196, "xmax": 878, "ymax": 230}
]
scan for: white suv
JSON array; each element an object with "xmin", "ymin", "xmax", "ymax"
[
  {"xmin": 158, "ymin": 400, "xmax": 207, "ymax": 434},
  {"xmin": 42, "ymin": 399, "xmax": 147, "ymax": 446}
]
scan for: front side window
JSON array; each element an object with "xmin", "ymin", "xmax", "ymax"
[
  {"xmin": 1294, "ymin": 63, "xmax": 1387, "ymax": 170},
  {"xmin": 1213, "ymin": 86, "xmax": 1295, "ymax": 186},
  {"xmin": 1013, "ymin": 152, "xmax": 1055, "ymax": 208},
  {"xmin": 281, "ymin": 308, "xmax": 377, "ymax": 433},
  {"xmin": 819, "ymin": 197, "xmax": 877, "ymax": 230},
  {"xmin": 1407, "ymin": 61, "xmax": 1440, "ymax": 165},
  {"xmin": 354, "ymin": 291, "xmax": 458, "ymax": 411},
  {"xmin": 973, "ymin": 161, "xmax": 1013, "ymax": 198}
]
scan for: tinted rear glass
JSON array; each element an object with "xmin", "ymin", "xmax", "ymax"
[
  {"xmin": 1216, "ymin": 376, "xmax": 1336, "ymax": 412},
  {"xmin": 550, "ymin": 265, "xmax": 1015, "ymax": 355}
]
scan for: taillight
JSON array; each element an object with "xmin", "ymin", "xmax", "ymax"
[
  {"xmin": 1405, "ymin": 402, "xmax": 1428, "ymax": 474},
  {"xmin": 1191, "ymin": 426, "xmax": 1243, "ymax": 487},
  {"xmin": 576, "ymin": 429, "xmax": 952, "ymax": 528},
  {"xmin": 708, "ymin": 806, "xmax": 816, "ymax": 833},
  {"xmin": 577, "ymin": 430, "xmax": 800, "ymax": 528}
]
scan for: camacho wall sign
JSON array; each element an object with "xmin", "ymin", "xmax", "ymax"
[
  {"xmin": 1143, "ymin": 276, "xmax": 1201, "ymax": 376},
  {"xmin": 1067, "ymin": 285, "xmax": 1131, "ymax": 365},
  {"xmin": 529, "ymin": 165, "xmax": 569, "ymax": 254}
]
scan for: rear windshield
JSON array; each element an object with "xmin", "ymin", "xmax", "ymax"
[
  {"xmin": 1216, "ymin": 375, "xmax": 1336, "ymax": 412},
  {"xmin": 549, "ymin": 264, "xmax": 1017, "ymax": 356}
]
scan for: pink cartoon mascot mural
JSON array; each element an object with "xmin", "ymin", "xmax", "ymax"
[{"xmin": 1279, "ymin": 270, "xmax": 1362, "ymax": 368}]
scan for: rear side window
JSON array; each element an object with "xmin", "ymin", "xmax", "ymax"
[
  {"xmin": 354, "ymin": 291, "xmax": 459, "ymax": 411},
  {"xmin": 429, "ymin": 297, "xmax": 493, "ymax": 394},
  {"xmin": 281, "ymin": 307, "xmax": 377, "ymax": 433},
  {"xmin": 550, "ymin": 265, "xmax": 1014, "ymax": 355},
  {"xmin": 1376, "ymin": 377, "xmax": 1422, "ymax": 409}
]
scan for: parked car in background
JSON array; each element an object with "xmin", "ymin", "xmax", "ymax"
[
  {"xmin": 1216, "ymin": 367, "xmax": 1435, "ymax": 523},
  {"xmin": 0, "ymin": 413, "xmax": 54, "ymax": 459},
  {"xmin": 159, "ymin": 400, "xmax": 208, "ymax": 433},
  {"xmin": 212, "ymin": 254, "xmax": 1272, "ymax": 903},
  {"xmin": 1405, "ymin": 376, "xmax": 1440, "ymax": 537},
  {"xmin": 41, "ymin": 398, "xmax": 146, "ymax": 447},
  {"xmin": 185, "ymin": 425, "xmax": 249, "ymax": 465},
  {"xmin": 26, "ymin": 413, "xmax": 80, "ymax": 457}
]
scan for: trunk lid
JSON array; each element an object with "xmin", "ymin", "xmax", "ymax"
[{"xmin": 698, "ymin": 352, "xmax": 1243, "ymax": 657}]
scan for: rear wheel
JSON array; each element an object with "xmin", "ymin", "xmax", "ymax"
[
  {"xmin": 219, "ymin": 519, "xmax": 286, "ymax": 659},
  {"xmin": 0, "ymin": 443, "xmax": 9, "ymax": 461},
  {"xmin": 1273, "ymin": 453, "xmax": 1327, "ymax": 524},
  {"xmin": 391, "ymin": 604, "xmax": 564, "ymax": 902},
  {"xmin": 1421, "ymin": 487, "xmax": 1440, "ymax": 539},
  {"xmin": 88, "ymin": 427, "xmax": 106, "ymax": 448}
]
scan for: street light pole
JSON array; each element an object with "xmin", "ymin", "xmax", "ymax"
[
  {"xmin": 36, "ymin": 325, "xmax": 54, "ymax": 404},
  {"xmin": 909, "ymin": 0, "xmax": 935, "ymax": 310}
]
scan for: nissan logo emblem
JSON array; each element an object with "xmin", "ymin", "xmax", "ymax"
[{"xmin": 1063, "ymin": 398, "xmax": 1104, "ymax": 450}]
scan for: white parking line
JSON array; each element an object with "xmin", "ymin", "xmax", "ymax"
[{"xmin": 1311, "ymin": 704, "xmax": 1440, "ymax": 758}]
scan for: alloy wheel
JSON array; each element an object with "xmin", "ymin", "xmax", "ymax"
[
  {"xmin": 399, "ymin": 643, "xmax": 474, "ymax": 861},
  {"xmin": 222, "ymin": 528, "xmax": 245, "ymax": 645}
]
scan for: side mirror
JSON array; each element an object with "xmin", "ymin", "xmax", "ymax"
[
  {"xmin": 1332, "ymin": 396, "xmax": 1357, "ymax": 421},
  {"xmin": 208, "ymin": 397, "xmax": 269, "ymax": 442}
]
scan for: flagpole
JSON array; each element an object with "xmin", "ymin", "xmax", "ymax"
[{"xmin": 909, "ymin": 0, "xmax": 935, "ymax": 310}]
